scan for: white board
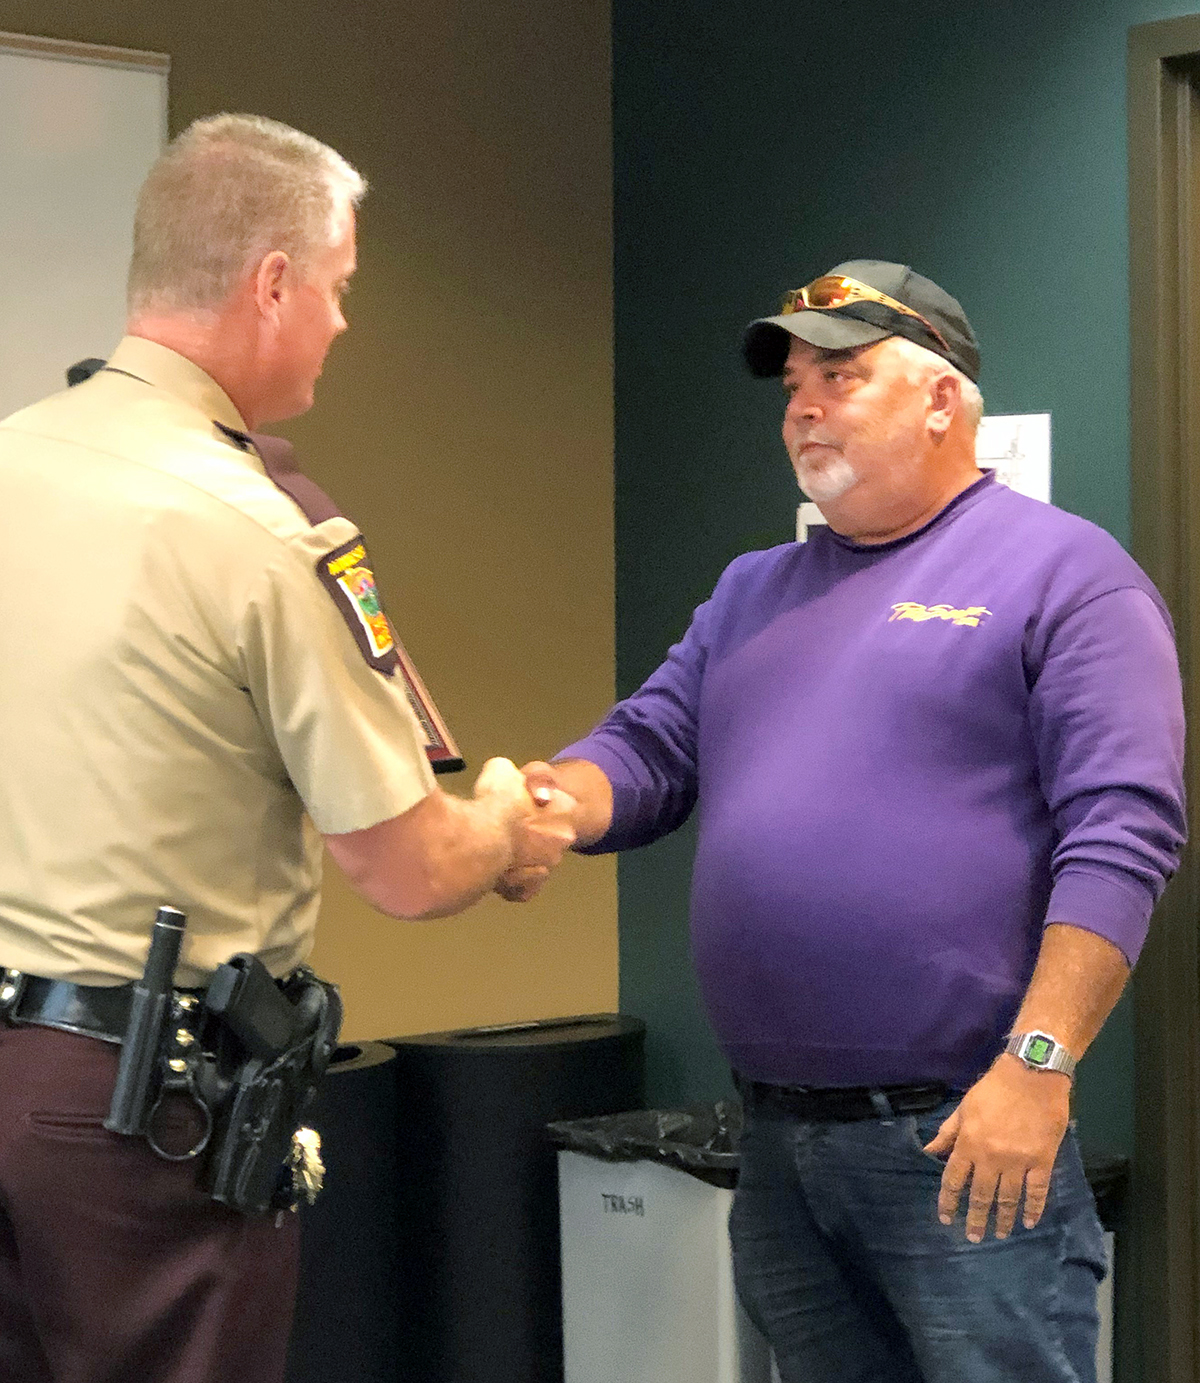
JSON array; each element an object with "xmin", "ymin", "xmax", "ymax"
[{"xmin": 0, "ymin": 32, "xmax": 168, "ymax": 419}]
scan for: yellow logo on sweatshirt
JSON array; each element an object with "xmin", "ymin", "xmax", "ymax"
[{"xmin": 889, "ymin": 602, "xmax": 992, "ymax": 628}]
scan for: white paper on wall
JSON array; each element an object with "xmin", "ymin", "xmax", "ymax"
[
  {"xmin": 975, "ymin": 412, "xmax": 1052, "ymax": 503},
  {"xmin": 795, "ymin": 501, "xmax": 827, "ymax": 543}
]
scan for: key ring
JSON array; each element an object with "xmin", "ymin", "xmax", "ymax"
[{"xmin": 145, "ymin": 1081, "xmax": 214, "ymax": 1162}]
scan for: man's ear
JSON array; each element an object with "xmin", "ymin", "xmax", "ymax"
[
  {"xmin": 252, "ymin": 251, "xmax": 290, "ymax": 318},
  {"xmin": 927, "ymin": 370, "xmax": 962, "ymax": 439}
]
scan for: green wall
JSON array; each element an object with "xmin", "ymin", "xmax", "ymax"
[{"xmin": 613, "ymin": 0, "xmax": 1198, "ymax": 1158}]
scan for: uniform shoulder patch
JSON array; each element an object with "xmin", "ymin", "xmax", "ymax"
[{"xmin": 316, "ymin": 536, "xmax": 400, "ymax": 675}]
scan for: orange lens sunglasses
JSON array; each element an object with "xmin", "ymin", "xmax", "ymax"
[{"xmin": 780, "ymin": 275, "xmax": 950, "ymax": 353}]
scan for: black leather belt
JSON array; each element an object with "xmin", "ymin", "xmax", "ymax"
[
  {"xmin": 739, "ymin": 1076, "xmax": 951, "ymax": 1122},
  {"xmin": 0, "ymin": 971, "xmax": 201, "ymax": 1045}
]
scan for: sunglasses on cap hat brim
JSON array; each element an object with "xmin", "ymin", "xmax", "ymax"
[{"xmin": 781, "ymin": 276, "xmax": 951, "ymax": 353}]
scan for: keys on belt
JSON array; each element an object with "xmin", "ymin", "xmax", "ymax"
[{"xmin": 0, "ymin": 969, "xmax": 27, "ymax": 1018}]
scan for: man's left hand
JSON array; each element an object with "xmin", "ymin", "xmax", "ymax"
[{"xmin": 923, "ymin": 1054, "xmax": 1070, "ymax": 1242}]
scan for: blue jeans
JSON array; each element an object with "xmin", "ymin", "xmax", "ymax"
[{"xmin": 728, "ymin": 1096, "xmax": 1107, "ymax": 1383}]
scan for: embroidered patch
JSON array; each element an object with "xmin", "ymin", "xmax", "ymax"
[
  {"xmin": 316, "ymin": 537, "xmax": 399, "ymax": 674},
  {"xmin": 889, "ymin": 602, "xmax": 992, "ymax": 628},
  {"xmin": 314, "ymin": 537, "xmax": 466, "ymax": 772}
]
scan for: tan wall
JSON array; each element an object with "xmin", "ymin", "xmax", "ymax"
[{"xmin": 0, "ymin": 0, "xmax": 617, "ymax": 1039}]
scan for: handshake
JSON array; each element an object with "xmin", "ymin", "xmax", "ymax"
[{"xmin": 472, "ymin": 758, "xmax": 581, "ymax": 904}]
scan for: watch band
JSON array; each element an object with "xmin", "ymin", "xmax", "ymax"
[{"xmin": 1005, "ymin": 1030, "xmax": 1077, "ymax": 1079}]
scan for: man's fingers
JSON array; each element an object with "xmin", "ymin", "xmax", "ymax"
[
  {"xmin": 937, "ymin": 1151, "xmax": 971, "ymax": 1225},
  {"xmin": 963, "ymin": 1166, "xmax": 1000, "ymax": 1243},
  {"xmin": 536, "ymin": 787, "xmax": 578, "ymax": 828},
  {"xmin": 1022, "ymin": 1166, "xmax": 1053, "ymax": 1229},
  {"xmin": 520, "ymin": 761, "xmax": 560, "ymax": 805},
  {"xmin": 992, "ymin": 1170, "xmax": 1025, "ymax": 1239},
  {"xmin": 514, "ymin": 812, "xmax": 576, "ymax": 866},
  {"xmin": 923, "ymin": 1108, "xmax": 960, "ymax": 1156}
]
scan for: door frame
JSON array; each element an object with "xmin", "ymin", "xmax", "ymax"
[{"xmin": 1128, "ymin": 15, "xmax": 1200, "ymax": 1383}]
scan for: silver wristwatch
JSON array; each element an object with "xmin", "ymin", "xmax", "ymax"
[{"xmin": 1005, "ymin": 1030, "xmax": 1077, "ymax": 1080}]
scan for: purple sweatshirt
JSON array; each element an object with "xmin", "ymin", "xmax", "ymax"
[{"xmin": 561, "ymin": 475, "xmax": 1186, "ymax": 1089}]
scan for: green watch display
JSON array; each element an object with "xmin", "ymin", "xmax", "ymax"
[{"xmin": 1005, "ymin": 1030, "xmax": 1077, "ymax": 1079}]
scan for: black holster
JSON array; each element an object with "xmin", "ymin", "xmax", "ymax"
[
  {"xmin": 110, "ymin": 942, "xmax": 343, "ymax": 1216},
  {"xmin": 198, "ymin": 965, "xmax": 343, "ymax": 1214}
]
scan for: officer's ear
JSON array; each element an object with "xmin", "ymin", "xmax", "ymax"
[{"xmin": 252, "ymin": 251, "xmax": 291, "ymax": 318}]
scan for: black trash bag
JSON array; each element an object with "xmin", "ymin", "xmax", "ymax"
[{"xmin": 547, "ymin": 1101, "xmax": 742, "ymax": 1190}]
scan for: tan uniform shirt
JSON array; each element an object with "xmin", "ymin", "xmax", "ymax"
[{"xmin": 0, "ymin": 337, "xmax": 436, "ymax": 986}]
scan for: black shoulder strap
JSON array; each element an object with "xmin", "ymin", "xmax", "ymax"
[
  {"xmin": 212, "ymin": 423, "xmax": 343, "ymax": 528},
  {"xmin": 249, "ymin": 432, "xmax": 344, "ymax": 527}
]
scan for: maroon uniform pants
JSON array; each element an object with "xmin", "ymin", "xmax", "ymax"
[{"xmin": 0, "ymin": 1025, "xmax": 299, "ymax": 1383}]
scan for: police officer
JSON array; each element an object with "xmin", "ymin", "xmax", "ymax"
[{"xmin": 0, "ymin": 114, "xmax": 574, "ymax": 1382}]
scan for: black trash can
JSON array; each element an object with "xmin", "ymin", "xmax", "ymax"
[
  {"xmin": 286, "ymin": 1040, "xmax": 401, "ymax": 1383},
  {"xmin": 385, "ymin": 1014, "xmax": 645, "ymax": 1383}
]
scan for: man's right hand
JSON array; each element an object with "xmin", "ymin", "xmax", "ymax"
[
  {"xmin": 490, "ymin": 761, "xmax": 577, "ymax": 903},
  {"xmin": 493, "ymin": 759, "xmax": 616, "ymax": 902}
]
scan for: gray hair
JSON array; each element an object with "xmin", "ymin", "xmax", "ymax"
[
  {"xmin": 127, "ymin": 113, "xmax": 367, "ymax": 316},
  {"xmin": 889, "ymin": 336, "xmax": 985, "ymax": 432}
]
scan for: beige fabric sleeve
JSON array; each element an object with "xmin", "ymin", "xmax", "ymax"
[{"xmin": 237, "ymin": 532, "xmax": 438, "ymax": 835}]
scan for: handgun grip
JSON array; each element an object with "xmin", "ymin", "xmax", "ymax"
[{"xmin": 206, "ymin": 954, "xmax": 297, "ymax": 1059}]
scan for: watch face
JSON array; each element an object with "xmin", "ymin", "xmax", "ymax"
[{"xmin": 1025, "ymin": 1035, "xmax": 1053, "ymax": 1067}]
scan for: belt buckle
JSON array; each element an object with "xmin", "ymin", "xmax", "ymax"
[{"xmin": 0, "ymin": 970, "xmax": 27, "ymax": 1023}]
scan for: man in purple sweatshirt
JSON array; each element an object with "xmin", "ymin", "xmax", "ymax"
[{"xmin": 503, "ymin": 262, "xmax": 1186, "ymax": 1382}]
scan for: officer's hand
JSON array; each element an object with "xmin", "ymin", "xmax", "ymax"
[
  {"xmin": 494, "ymin": 762, "xmax": 577, "ymax": 903},
  {"xmin": 471, "ymin": 756, "xmax": 531, "ymax": 812},
  {"xmin": 923, "ymin": 1055, "xmax": 1070, "ymax": 1242}
]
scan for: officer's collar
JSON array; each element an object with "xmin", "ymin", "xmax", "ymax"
[{"xmin": 105, "ymin": 336, "xmax": 249, "ymax": 436}]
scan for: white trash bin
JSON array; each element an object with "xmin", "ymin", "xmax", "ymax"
[{"xmin": 553, "ymin": 1107, "xmax": 771, "ymax": 1383}]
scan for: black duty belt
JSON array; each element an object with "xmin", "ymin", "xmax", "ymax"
[
  {"xmin": 0, "ymin": 971, "xmax": 202, "ymax": 1045},
  {"xmin": 739, "ymin": 1076, "xmax": 951, "ymax": 1122}
]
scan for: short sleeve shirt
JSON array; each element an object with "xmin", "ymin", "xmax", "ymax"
[{"xmin": 0, "ymin": 336, "xmax": 436, "ymax": 985}]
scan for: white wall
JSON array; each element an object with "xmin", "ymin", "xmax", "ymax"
[{"xmin": 0, "ymin": 37, "xmax": 165, "ymax": 417}]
